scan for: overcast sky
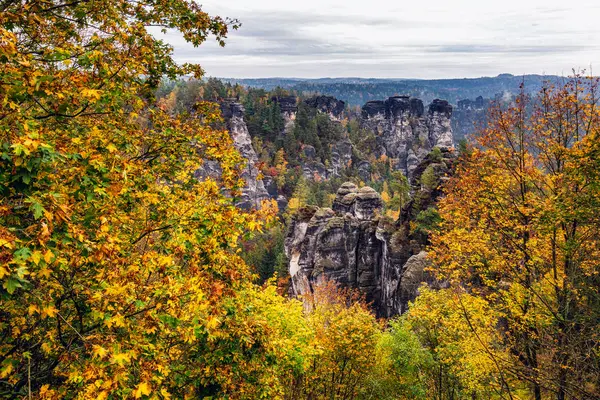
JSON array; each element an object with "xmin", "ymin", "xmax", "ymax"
[{"xmin": 154, "ymin": 0, "xmax": 600, "ymax": 79}]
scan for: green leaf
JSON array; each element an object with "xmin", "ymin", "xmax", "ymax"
[
  {"xmin": 3, "ymin": 277, "xmax": 22, "ymax": 294},
  {"xmin": 30, "ymin": 201, "xmax": 44, "ymax": 219}
]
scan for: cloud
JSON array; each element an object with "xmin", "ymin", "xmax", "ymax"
[
  {"xmin": 152, "ymin": 1, "xmax": 600, "ymax": 78},
  {"xmin": 430, "ymin": 45, "xmax": 589, "ymax": 54},
  {"xmin": 235, "ymin": 10, "xmax": 404, "ymax": 29}
]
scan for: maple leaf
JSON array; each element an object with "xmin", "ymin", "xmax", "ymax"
[
  {"xmin": 111, "ymin": 353, "xmax": 131, "ymax": 366},
  {"xmin": 41, "ymin": 306, "xmax": 58, "ymax": 318},
  {"xmin": 134, "ymin": 381, "xmax": 151, "ymax": 398},
  {"xmin": 0, "ymin": 363, "xmax": 14, "ymax": 379},
  {"xmin": 92, "ymin": 345, "xmax": 108, "ymax": 359},
  {"xmin": 30, "ymin": 251, "xmax": 42, "ymax": 265}
]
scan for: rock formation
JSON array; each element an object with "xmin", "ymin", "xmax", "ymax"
[
  {"xmin": 361, "ymin": 96, "xmax": 454, "ymax": 178},
  {"xmin": 218, "ymin": 100, "xmax": 270, "ymax": 209},
  {"xmin": 328, "ymin": 139, "xmax": 353, "ymax": 177},
  {"xmin": 300, "ymin": 145, "xmax": 329, "ymax": 181},
  {"xmin": 286, "ymin": 183, "xmax": 384, "ymax": 308},
  {"xmin": 304, "ymin": 95, "xmax": 345, "ymax": 121},
  {"xmin": 427, "ymin": 99, "xmax": 453, "ymax": 148},
  {"xmin": 275, "ymin": 95, "xmax": 355, "ymax": 181},
  {"xmin": 272, "ymin": 95, "xmax": 297, "ymax": 134},
  {"xmin": 285, "ymin": 148, "xmax": 455, "ymax": 317}
]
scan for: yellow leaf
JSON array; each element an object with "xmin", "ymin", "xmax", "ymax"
[
  {"xmin": 106, "ymin": 313, "xmax": 125, "ymax": 328},
  {"xmin": 28, "ymin": 304, "xmax": 39, "ymax": 315},
  {"xmin": 206, "ymin": 316, "xmax": 220, "ymax": 330},
  {"xmin": 0, "ymin": 363, "xmax": 13, "ymax": 378},
  {"xmin": 43, "ymin": 249, "xmax": 54, "ymax": 263},
  {"xmin": 81, "ymin": 88, "xmax": 102, "ymax": 100},
  {"xmin": 41, "ymin": 342, "xmax": 52, "ymax": 354},
  {"xmin": 92, "ymin": 345, "xmax": 108, "ymax": 359},
  {"xmin": 42, "ymin": 306, "xmax": 58, "ymax": 318},
  {"xmin": 134, "ymin": 381, "xmax": 151, "ymax": 398},
  {"xmin": 41, "ymin": 222, "xmax": 50, "ymax": 237},
  {"xmin": 38, "ymin": 267, "xmax": 52, "ymax": 278},
  {"xmin": 111, "ymin": 352, "xmax": 130, "ymax": 366},
  {"xmin": 31, "ymin": 250, "xmax": 42, "ymax": 265}
]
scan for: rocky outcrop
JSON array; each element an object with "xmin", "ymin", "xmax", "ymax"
[
  {"xmin": 286, "ymin": 149, "xmax": 455, "ymax": 317},
  {"xmin": 305, "ymin": 95, "xmax": 345, "ymax": 121},
  {"xmin": 329, "ymin": 139, "xmax": 353, "ymax": 177},
  {"xmin": 427, "ymin": 99, "xmax": 453, "ymax": 149},
  {"xmin": 286, "ymin": 183, "xmax": 384, "ymax": 307},
  {"xmin": 361, "ymin": 96, "xmax": 454, "ymax": 178},
  {"xmin": 299, "ymin": 138, "xmax": 356, "ymax": 181},
  {"xmin": 399, "ymin": 251, "xmax": 431, "ymax": 308},
  {"xmin": 272, "ymin": 96, "xmax": 297, "ymax": 134},
  {"xmin": 219, "ymin": 100, "xmax": 270, "ymax": 209},
  {"xmin": 300, "ymin": 145, "xmax": 328, "ymax": 181},
  {"xmin": 274, "ymin": 95, "xmax": 357, "ymax": 181}
]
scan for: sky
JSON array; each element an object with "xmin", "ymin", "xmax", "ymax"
[{"xmin": 153, "ymin": 0, "xmax": 600, "ymax": 79}]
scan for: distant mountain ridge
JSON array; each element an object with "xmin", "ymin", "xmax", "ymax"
[{"xmin": 221, "ymin": 74, "xmax": 564, "ymax": 106}]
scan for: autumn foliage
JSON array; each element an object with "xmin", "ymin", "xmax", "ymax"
[
  {"xmin": 0, "ymin": 1, "xmax": 392, "ymax": 399},
  {"xmin": 430, "ymin": 76, "xmax": 600, "ymax": 399},
  {"xmin": 0, "ymin": 0, "xmax": 290, "ymax": 398},
  {"xmin": 2, "ymin": 1, "xmax": 600, "ymax": 399}
]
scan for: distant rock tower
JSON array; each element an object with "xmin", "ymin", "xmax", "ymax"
[{"xmin": 361, "ymin": 96, "xmax": 454, "ymax": 177}]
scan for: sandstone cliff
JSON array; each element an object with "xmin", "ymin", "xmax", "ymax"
[
  {"xmin": 361, "ymin": 96, "xmax": 454, "ymax": 178},
  {"xmin": 276, "ymin": 95, "xmax": 353, "ymax": 181},
  {"xmin": 304, "ymin": 95, "xmax": 345, "ymax": 121},
  {"xmin": 197, "ymin": 100, "xmax": 270, "ymax": 210},
  {"xmin": 272, "ymin": 95, "xmax": 297, "ymax": 135},
  {"xmin": 285, "ymin": 149, "xmax": 454, "ymax": 316}
]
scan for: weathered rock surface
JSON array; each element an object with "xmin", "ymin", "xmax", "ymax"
[
  {"xmin": 273, "ymin": 95, "xmax": 297, "ymax": 134},
  {"xmin": 361, "ymin": 96, "xmax": 454, "ymax": 178},
  {"xmin": 274, "ymin": 95, "xmax": 359, "ymax": 181},
  {"xmin": 328, "ymin": 139, "xmax": 353, "ymax": 177},
  {"xmin": 286, "ymin": 149, "xmax": 455, "ymax": 317},
  {"xmin": 219, "ymin": 100, "xmax": 270, "ymax": 209},
  {"xmin": 285, "ymin": 184, "xmax": 384, "ymax": 307},
  {"xmin": 305, "ymin": 95, "xmax": 345, "ymax": 121},
  {"xmin": 427, "ymin": 99, "xmax": 453, "ymax": 149},
  {"xmin": 399, "ymin": 251, "xmax": 431, "ymax": 307},
  {"xmin": 300, "ymin": 145, "xmax": 328, "ymax": 181}
]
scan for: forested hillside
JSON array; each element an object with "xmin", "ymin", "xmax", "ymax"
[
  {"xmin": 1, "ymin": 1, "xmax": 599, "ymax": 399},
  {"xmin": 225, "ymin": 74, "xmax": 558, "ymax": 105}
]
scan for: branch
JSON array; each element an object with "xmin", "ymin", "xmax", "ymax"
[{"xmin": 132, "ymin": 225, "xmax": 173, "ymax": 245}]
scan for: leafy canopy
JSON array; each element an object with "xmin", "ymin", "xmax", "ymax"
[{"xmin": 0, "ymin": 1, "xmax": 316, "ymax": 398}]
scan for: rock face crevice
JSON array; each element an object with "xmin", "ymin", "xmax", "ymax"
[{"xmin": 285, "ymin": 149, "xmax": 455, "ymax": 317}]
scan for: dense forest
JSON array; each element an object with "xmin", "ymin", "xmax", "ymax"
[
  {"xmin": 224, "ymin": 75, "xmax": 558, "ymax": 105},
  {"xmin": 1, "ymin": 1, "xmax": 600, "ymax": 400}
]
